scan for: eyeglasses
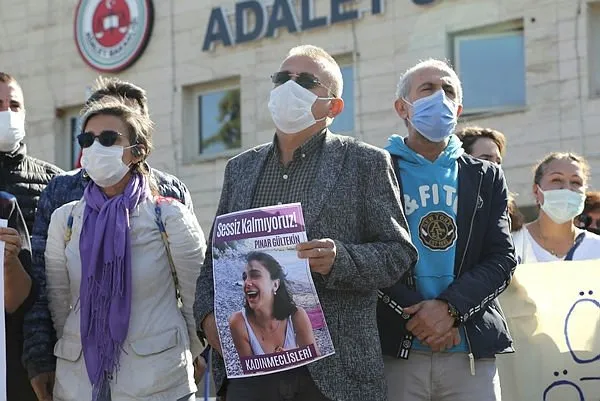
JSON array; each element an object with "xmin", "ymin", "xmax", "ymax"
[
  {"xmin": 270, "ymin": 71, "xmax": 335, "ymax": 96},
  {"xmin": 77, "ymin": 130, "xmax": 123, "ymax": 148},
  {"xmin": 578, "ymin": 214, "xmax": 600, "ymax": 229}
]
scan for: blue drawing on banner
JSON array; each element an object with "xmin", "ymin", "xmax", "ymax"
[
  {"xmin": 542, "ymin": 371, "xmax": 585, "ymax": 401},
  {"xmin": 541, "ymin": 290, "xmax": 600, "ymax": 400},
  {"xmin": 564, "ymin": 290, "xmax": 600, "ymax": 364}
]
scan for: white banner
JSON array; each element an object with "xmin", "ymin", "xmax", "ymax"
[{"xmin": 497, "ymin": 260, "xmax": 600, "ymax": 401}]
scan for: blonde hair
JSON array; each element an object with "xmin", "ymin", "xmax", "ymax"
[{"xmin": 284, "ymin": 45, "xmax": 344, "ymax": 98}]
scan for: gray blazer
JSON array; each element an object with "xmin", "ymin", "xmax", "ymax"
[{"xmin": 194, "ymin": 131, "xmax": 417, "ymax": 401}]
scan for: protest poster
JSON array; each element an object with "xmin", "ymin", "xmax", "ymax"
[
  {"xmin": 0, "ymin": 218, "xmax": 7, "ymax": 401},
  {"xmin": 497, "ymin": 260, "xmax": 600, "ymax": 401},
  {"xmin": 212, "ymin": 203, "xmax": 334, "ymax": 378}
]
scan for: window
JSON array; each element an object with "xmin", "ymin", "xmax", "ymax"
[
  {"xmin": 184, "ymin": 79, "xmax": 241, "ymax": 161},
  {"xmin": 452, "ymin": 21, "xmax": 526, "ymax": 114},
  {"xmin": 57, "ymin": 106, "xmax": 83, "ymax": 170},
  {"xmin": 329, "ymin": 62, "xmax": 355, "ymax": 135},
  {"xmin": 198, "ymin": 88, "xmax": 241, "ymax": 154},
  {"xmin": 589, "ymin": 3, "xmax": 600, "ymax": 97}
]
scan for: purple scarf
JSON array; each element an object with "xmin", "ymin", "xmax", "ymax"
[{"xmin": 79, "ymin": 174, "xmax": 149, "ymax": 401}]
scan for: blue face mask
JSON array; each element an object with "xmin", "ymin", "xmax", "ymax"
[{"xmin": 404, "ymin": 90, "xmax": 458, "ymax": 143}]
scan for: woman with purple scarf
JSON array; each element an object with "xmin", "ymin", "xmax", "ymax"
[{"xmin": 45, "ymin": 98, "xmax": 206, "ymax": 401}]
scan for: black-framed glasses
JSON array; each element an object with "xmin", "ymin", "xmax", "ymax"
[
  {"xmin": 77, "ymin": 130, "xmax": 123, "ymax": 148},
  {"xmin": 578, "ymin": 214, "xmax": 600, "ymax": 229},
  {"xmin": 271, "ymin": 71, "xmax": 335, "ymax": 96}
]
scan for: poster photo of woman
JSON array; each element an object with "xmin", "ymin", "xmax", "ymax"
[
  {"xmin": 228, "ymin": 252, "xmax": 319, "ymax": 357},
  {"xmin": 210, "ymin": 204, "xmax": 335, "ymax": 378}
]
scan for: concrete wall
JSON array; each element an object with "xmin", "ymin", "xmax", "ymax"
[{"xmin": 1, "ymin": 0, "xmax": 599, "ymax": 231}]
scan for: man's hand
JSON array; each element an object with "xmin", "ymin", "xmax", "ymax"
[
  {"xmin": 427, "ymin": 327, "xmax": 461, "ymax": 352},
  {"xmin": 296, "ymin": 239, "xmax": 336, "ymax": 275},
  {"xmin": 201, "ymin": 313, "xmax": 222, "ymax": 356},
  {"xmin": 0, "ymin": 227, "xmax": 21, "ymax": 263},
  {"xmin": 30, "ymin": 371, "xmax": 55, "ymax": 401},
  {"xmin": 404, "ymin": 299, "xmax": 455, "ymax": 344}
]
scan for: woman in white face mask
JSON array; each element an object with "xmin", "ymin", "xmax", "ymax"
[
  {"xmin": 44, "ymin": 98, "xmax": 206, "ymax": 401},
  {"xmin": 512, "ymin": 152, "xmax": 600, "ymax": 263}
]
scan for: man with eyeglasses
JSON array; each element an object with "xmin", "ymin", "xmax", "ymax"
[
  {"xmin": 194, "ymin": 44, "xmax": 417, "ymax": 401},
  {"xmin": 22, "ymin": 77, "xmax": 202, "ymax": 401}
]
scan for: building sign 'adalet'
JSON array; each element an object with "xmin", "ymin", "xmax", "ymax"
[
  {"xmin": 202, "ymin": 0, "xmax": 437, "ymax": 51},
  {"xmin": 202, "ymin": 0, "xmax": 382, "ymax": 51},
  {"xmin": 74, "ymin": 0, "xmax": 154, "ymax": 73}
]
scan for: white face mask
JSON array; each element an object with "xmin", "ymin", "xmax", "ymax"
[
  {"xmin": 0, "ymin": 110, "xmax": 25, "ymax": 152},
  {"xmin": 81, "ymin": 141, "xmax": 132, "ymax": 188},
  {"xmin": 538, "ymin": 186, "xmax": 586, "ymax": 224},
  {"xmin": 267, "ymin": 80, "xmax": 332, "ymax": 134}
]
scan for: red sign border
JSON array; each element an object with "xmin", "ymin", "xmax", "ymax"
[{"xmin": 73, "ymin": 0, "xmax": 155, "ymax": 73}]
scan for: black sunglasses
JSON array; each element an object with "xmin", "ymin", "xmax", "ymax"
[
  {"xmin": 77, "ymin": 130, "xmax": 123, "ymax": 148},
  {"xmin": 271, "ymin": 71, "xmax": 332, "ymax": 94}
]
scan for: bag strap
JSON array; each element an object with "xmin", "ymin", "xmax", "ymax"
[
  {"xmin": 565, "ymin": 231, "xmax": 586, "ymax": 261},
  {"xmin": 154, "ymin": 197, "xmax": 184, "ymax": 308},
  {"xmin": 63, "ymin": 198, "xmax": 184, "ymax": 309},
  {"xmin": 64, "ymin": 202, "xmax": 80, "ymax": 244},
  {"xmin": 389, "ymin": 153, "xmax": 405, "ymax": 210}
]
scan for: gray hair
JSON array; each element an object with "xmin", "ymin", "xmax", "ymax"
[
  {"xmin": 284, "ymin": 45, "xmax": 344, "ymax": 98},
  {"xmin": 395, "ymin": 58, "xmax": 463, "ymax": 104}
]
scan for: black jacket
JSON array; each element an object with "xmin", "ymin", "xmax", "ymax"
[
  {"xmin": 0, "ymin": 143, "xmax": 64, "ymax": 234},
  {"xmin": 1, "ymin": 191, "xmax": 38, "ymax": 401},
  {"xmin": 378, "ymin": 154, "xmax": 517, "ymax": 360}
]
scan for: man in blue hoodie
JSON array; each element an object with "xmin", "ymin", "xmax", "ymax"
[{"xmin": 378, "ymin": 59, "xmax": 516, "ymax": 401}]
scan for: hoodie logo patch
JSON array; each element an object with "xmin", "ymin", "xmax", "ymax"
[{"xmin": 418, "ymin": 211, "xmax": 457, "ymax": 251}]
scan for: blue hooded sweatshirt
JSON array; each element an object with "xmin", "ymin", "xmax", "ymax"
[{"xmin": 385, "ymin": 134, "xmax": 468, "ymax": 352}]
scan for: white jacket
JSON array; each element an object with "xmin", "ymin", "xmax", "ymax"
[
  {"xmin": 45, "ymin": 197, "xmax": 206, "ymax": 401},
  {"xmin": 512, "ymin": 226, "xmax": 600, "ymax": 263}
]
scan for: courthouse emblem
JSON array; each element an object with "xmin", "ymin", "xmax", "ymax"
[
  {"xmin": 418, "ymin": 211, "xmax": 457, "ymax": 251},
  {"xmin": 74, "ymin": 0, "xmax": 154, "ymax": 72}
]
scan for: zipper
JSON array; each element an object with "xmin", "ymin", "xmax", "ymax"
[
  {"xmin": 466, "ymin": 333, "xmax": 476, "ymax": 376},
  {"xmin": 457, "ymin": 171, "xmax": 483, "ymax": 376},
  {"xmin": 456, "ymin": 171, "xmax": 482, "ymax": 277}
]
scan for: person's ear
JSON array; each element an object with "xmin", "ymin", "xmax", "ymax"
[
  {"xmin": 533, "ymin": 184, "xmax": 543, "ymax": 206},
  {"xmin": 329, "ymin": 98, "xmax": 344, "ymax": 118},
  {"xmin": 131, "ymin": 144, "xmax": 146, "ymax": 163},
  {"xmin": 394, "ymin": 98, "xmax": 409, "ymax": 120},
  {"xmin": 456, "ymin": 104, "xmax": 463, "ymax": 117},
  {"xmin": 273, "ymin": 279, "xmax": 280, "ymax": 294}
]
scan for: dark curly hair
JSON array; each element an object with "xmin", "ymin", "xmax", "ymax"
[{"xmin": 244, "ymin": 251, "xmax": 297, "ymax": 320}]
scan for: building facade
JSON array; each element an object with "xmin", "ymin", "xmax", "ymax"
[{"xmin": 2, "ymin": 0, "xmax": 599, "ymax": 230}]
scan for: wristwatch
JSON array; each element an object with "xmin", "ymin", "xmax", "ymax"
[{"xmin": 447, "ymin": 302, "xmax": 462, "ymax": 327}]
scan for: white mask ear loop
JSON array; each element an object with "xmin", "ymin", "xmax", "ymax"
[
  {"xmin": 315, "ymin": 96, "xmax": 336, "ymax": 122},
  {"xmin": 536, "ymin": 185, "xmax": 545, "ymax": 206}
]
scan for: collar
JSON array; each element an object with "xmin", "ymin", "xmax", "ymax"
[
  {"xmin": 0, "ymin": 142, "xmax": 27, "ymax": 164},
  {"xmin": 272, "ymin": 128, "xmax": 327, "ymax": 161}
]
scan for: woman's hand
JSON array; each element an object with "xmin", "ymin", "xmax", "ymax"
[
  {"xmin": 2, "ymin": 226, "xmax": 32, "ymax": 313},
  {"xmin": 0, "ymin": 227, "xmax": 22, "ymax": 264},
  {"xmin": 202, "ymin": 313, "xmax": 222, "ymax": 356},
  {"xmin": 193, "ymin": 357, "xmax": 206, "ymax": 385}
]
